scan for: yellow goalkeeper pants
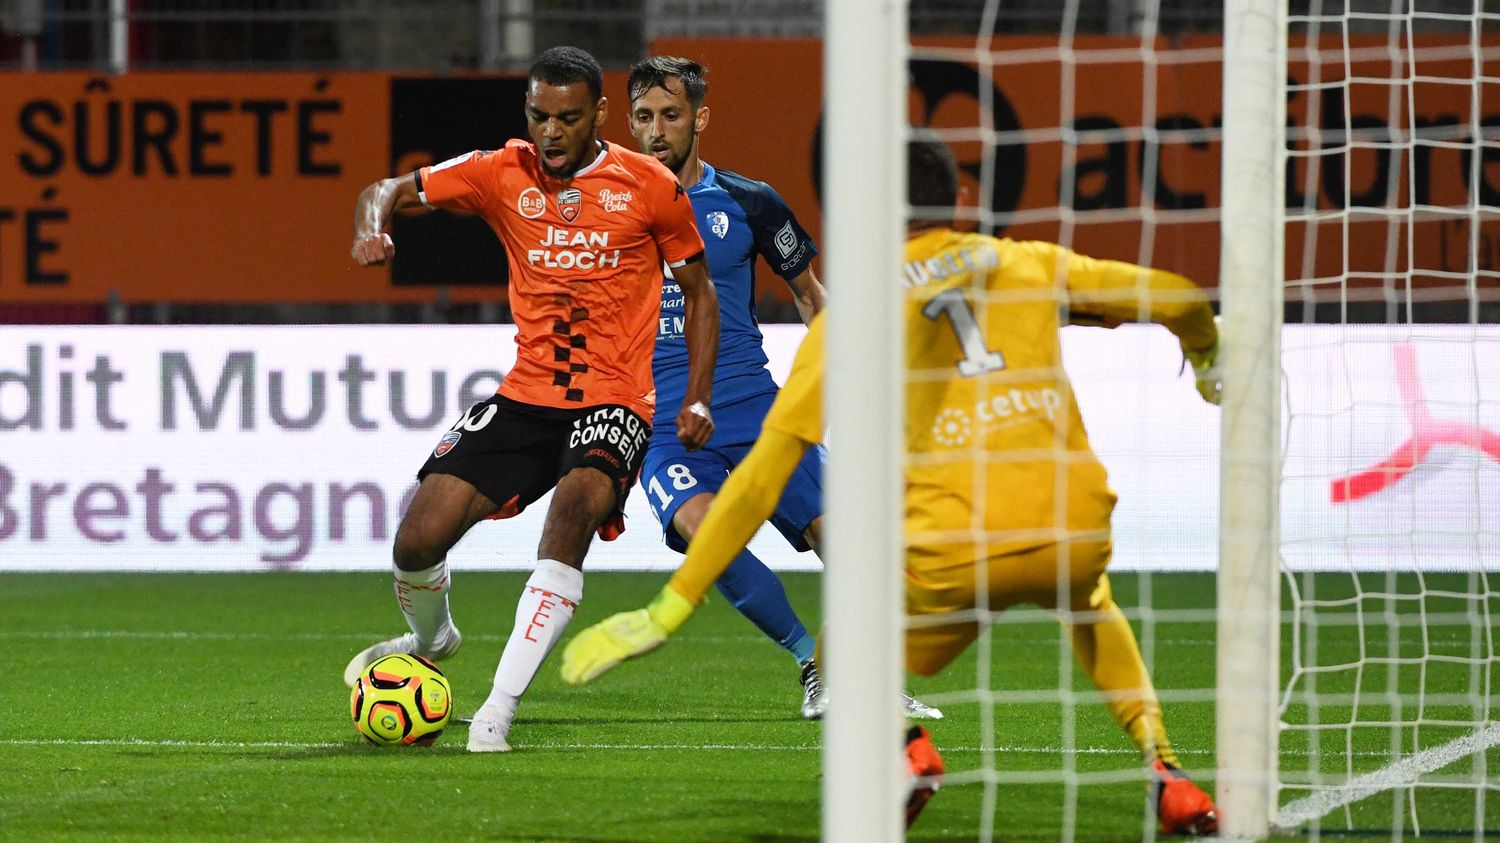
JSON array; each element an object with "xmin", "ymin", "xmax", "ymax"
[
  {"xmin": 904, "ymin": 536, "xmax": 1178, "ymax": 765},
  {"xmin": 904, "ymin": 535, "xmax": 1113, "ymax": 676}
]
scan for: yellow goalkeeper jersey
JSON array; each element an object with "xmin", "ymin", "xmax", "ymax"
[{"xmin": 763, "ymin": 228, "xmax": 1217, "ymax": 562}]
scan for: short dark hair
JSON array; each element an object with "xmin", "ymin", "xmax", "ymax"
[
  {"xmin": 529, "ymin": 46, "xmax": 604, "ymax": 101},
  {"xmin": 627, "ymin": 56, "xmax": 708, "ymax": 108},
  {"xmin": 907, "ymin": 135, "xmax": 959, "ymax": 221}
]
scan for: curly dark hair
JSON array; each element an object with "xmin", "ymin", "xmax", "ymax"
[{"xmin": 529, "ymin": 46, "xmax": 604, "ymax": 101}]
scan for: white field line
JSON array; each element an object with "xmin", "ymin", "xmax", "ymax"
[
  {"xmin": 1273, "ymin": 721, "xmax": 1500, "ymax": 831},
  {"xmin": 0, "ymin": 736, "xmax": 1140, "ymax": 755},
  {"xmin": 0, "ymin": 630, "xmax": 763, "ymax": 644},
  {"xmin": 0, "ymin": 629, "xmax": 1222, "ymax": 647},
  {"xmin": 0, "ymin": 737, "xmax": 1426, "ymax": 762}
]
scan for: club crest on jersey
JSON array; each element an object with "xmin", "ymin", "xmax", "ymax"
[
  {"xmin": 557, "ymin": 188, "xmax": 583, "ymax": 222},
  {"xmin": 707, "ymin": 211, "xmax": 729, "ymax": 239},
  {"xmin": 518, "ymin": 187, "xmax": 546, "ymax": 219},
  {"xmin": 433, "ymin": 430, "xmax": 462, "ymax": 458}
]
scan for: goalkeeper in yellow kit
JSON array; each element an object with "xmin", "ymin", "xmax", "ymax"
[{"xmin": 561, "ymin": 138, "xmax": 1221, "ymax": 835}]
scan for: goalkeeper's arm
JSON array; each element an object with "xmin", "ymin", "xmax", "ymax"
[
  {"xmin": 668, "ymin": 428, "xmax": 811, "ymax": 604},
  {"xmin": 560, "ymin": 428, "xmax": 812, "ymax": 685},
  {"xmin": 1036, "ymin": 241, "xmax": 1221, "ymax": 403}
]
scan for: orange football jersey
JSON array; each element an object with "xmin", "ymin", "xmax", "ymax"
[{"xmin": 419, "ymin": 139, "xmax": 704, "ymax": 418}]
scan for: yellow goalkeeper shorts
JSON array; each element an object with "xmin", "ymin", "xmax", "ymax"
[{"xmin": 903, "ymin": 535, "xmax": 1113, "ymax": 677}]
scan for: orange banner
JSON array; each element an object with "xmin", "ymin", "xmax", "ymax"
[
  {"xmin": 3, "ymin": 38, "xmax": 1497, "ymax": 309},
  {"xmin": 648, "ymin": 35, "xmax": 1500, "ymax": 306},
  {"xmin": 0, "ymin": 73, "xmax": 390, "ymax": 303}
]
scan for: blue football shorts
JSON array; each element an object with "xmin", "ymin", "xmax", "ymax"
[{"xmin": 641, "ymin": 391, "xmax": 825, "ymax": 553}]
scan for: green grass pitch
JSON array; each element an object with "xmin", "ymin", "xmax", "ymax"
[{"xmin": 4, "ymin": 571, "xmax": 1495, "ymax": 841}]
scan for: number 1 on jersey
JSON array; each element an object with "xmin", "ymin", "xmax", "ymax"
[{"xmin": 922, "ymin": 287, "xmax": 1006, "ymax": 376}]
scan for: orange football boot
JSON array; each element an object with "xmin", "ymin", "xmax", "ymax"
[
  {"xmin": 905, "ymin": 725, "xmax": 945, "ymax": 828},
  {"xmin": 1151, "ymin": 759, "xmax": 1218, "ymax": 836}
]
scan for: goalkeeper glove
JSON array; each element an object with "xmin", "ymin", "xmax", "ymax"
[
  {"xmin": 1180, "ymin": 316, "xmax": 1222, "ymax": 405},
  {"xmin": 560, "ymin": 586, "xmax": 698, "ymax": 686}
]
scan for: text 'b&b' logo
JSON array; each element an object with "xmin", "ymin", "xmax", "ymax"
[{"xmin": 517, "ymin": 187, "xmax": 546, "ymax": 219}]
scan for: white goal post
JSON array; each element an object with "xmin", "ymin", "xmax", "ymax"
[
  {"xmin": 1215, "ymin": 0, "xmax": 1285, "ymax": 838},
  {"xmin": 822, "ymin": 1, "xmax": 908, "ymax": 842}
]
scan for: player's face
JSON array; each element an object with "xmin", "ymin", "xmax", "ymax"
[
  {"xmin": 629, "ymin": 80, "xmax": 706, "ymax": 175},
  {"xmin": 525, "ymin": 80, "xmax": 607, "ymax": 178}
]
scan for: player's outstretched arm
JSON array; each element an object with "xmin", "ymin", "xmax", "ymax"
[
  {"xmin": 351, "ymin": 171, "xmax": 422, "ymax": 267},
  {"xmin": 560, "ymin": 428, "xmax": 811, "ymax": 686},
  {"xmin": 1046, "ymin": 242, "xmax": 1222, "ymax": 404},
  {"xmin": 673, "ymin": 257, "xmax": 719, "ymax": 450}
]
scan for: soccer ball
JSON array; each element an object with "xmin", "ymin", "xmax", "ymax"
[{"xmin": 349, "ymin": 653, "xmax": 452, "ymax": 746}]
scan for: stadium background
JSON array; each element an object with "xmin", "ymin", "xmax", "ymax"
[
  {"xmin": 2, "ymin": 1, "xmax": 1494, "ymax": 573},
  {"xmin": 4, "ymin": 4, "xmax": 1499, "ymax": 842}
]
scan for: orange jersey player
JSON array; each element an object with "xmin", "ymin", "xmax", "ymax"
[
  {"xmin": 342, "ymin": 46, "xmax": 720, "ymax": 754},
  {"xmin": 416, "ymin": 135, "xmax": 702, "ymax": 420}
]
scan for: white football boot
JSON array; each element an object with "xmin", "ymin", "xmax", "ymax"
[
  {"xmin": 466, "ymin": 703, "xmax": 514, "ymax": 753},
  {"xmin": 903, "ymin": 692, "xmax": 944, "ymax": 720},
  {"xmin": 341, "ymin": 627, "xmax": 462, "ymax": 688},
  {"xmin": 799, "ymin": 660, "xmax": 829, "ymax": 720},
  {"xmin": 798, "ymin": 659, "xmax": 944, "ymax": 720}
]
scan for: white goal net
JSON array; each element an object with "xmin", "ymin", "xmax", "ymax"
[
  {"xmin": 824, "ymin": 0, "xmax": 1499, "ymax": 840},
  {"xmin": 1273, "ymin": 0, "xmax": 1500, "ymax": 837}
]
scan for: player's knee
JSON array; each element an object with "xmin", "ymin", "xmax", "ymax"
[
  {"xmin": 671, "ymin": 493, "xmax": 714, "ymax": 541},
  {"xmin": 392, "ymin": 521, "xmax": 445, "ymax": 571}
]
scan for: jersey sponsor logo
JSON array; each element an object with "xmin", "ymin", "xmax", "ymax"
[
  {"xmin": 931, "ymin": 408, "xmax": 972, "ymax": 447},
  {"xmin": 529, "ymin": 226, "xmax": 621, "ymax": 270},
  {"xmin": 658, "ymin": 280, "xmax": 685, "ymax": 338},
  {"xmin": 599, "ymin": 188, "xmax": 633, "ymax": 212},
  {"xmin": 433, "ymin": 430, "xmax": 462, "ymax": 458},
  {"xmin": 773, "ymin": 220, "xmax": 810, "ymax": 271},
  {"xmin": 928, "ymin": 387, "xmax": 1064, "ymax": 448},
  {"xmin": 569, "ymin": 406, "xmax": 648, "ymax": 465},
  {"xmin": 780, "ymin": 217, "xmax": 804, "ymax": 255},
  {"xmin": 517, "ymin": 187, "xmax": 546, "ymax": 219},
  {"xmin": 558, "ymin": 187, "xmax": 582, "ymax": 222},
  {"xmin": 773, "ymin": 220, "xmax": 798, "ymax": 257},
  {"xmin": 706, "ymin": 211, "xmax": 730, "ymax": 239}
]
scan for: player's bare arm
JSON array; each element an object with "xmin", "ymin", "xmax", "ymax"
[
  {"xmin": 673, "ymin": 256, "xmax": 719, "ymax": 450},
  {"xmin": 351, "ymin": 172, "xmax": 422, "ymax": 267},
  {"xmin": 786, "ymin": 266, "xmax": 826, "ymax": 324}
]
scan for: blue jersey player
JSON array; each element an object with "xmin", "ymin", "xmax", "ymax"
[{"xmin": 625, "ymin": 57, "xmax": 939, "ymax": 720}]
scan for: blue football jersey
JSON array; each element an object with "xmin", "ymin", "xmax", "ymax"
[{"xmin": 652, "ymin": 162, "xmax": 818, "ymax": 433}]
